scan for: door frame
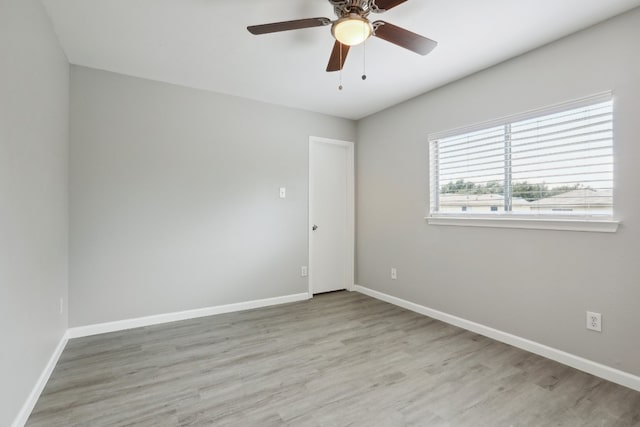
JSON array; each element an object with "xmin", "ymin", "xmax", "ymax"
[{"xmin": 308, "ymin": 136, "xmax": 355, "ymax": 298}]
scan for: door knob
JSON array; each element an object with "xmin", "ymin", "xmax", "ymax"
[{"xmin": 312, "ymin": 224, "xmax": 318, "ymax": 231}]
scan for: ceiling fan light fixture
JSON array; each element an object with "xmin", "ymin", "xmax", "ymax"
[{"xmin": 331, "ymin": 14, "xmax": 372, "ymax": 46}]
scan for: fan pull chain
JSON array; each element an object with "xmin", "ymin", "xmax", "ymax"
[
  {"xmin": 362, "ymin": 38, "xmax": 367, "ymax": 81},
  {"xmin": 338, "ymin": 43, "xmax": 343, "ymax": 91}
]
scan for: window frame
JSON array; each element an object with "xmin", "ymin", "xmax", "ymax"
[{"xmin": 427, "ymin": 92, "xmax": 620, "ymax": 233}]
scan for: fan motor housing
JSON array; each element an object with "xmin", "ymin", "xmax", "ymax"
[{"xmin": 329, "ymin": 0, "xmax": 371, "ymax": 18}]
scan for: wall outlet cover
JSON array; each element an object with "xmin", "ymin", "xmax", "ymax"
[{"xmin": 586, "ymin": 311, "xmax": 602, "ymax": 332}]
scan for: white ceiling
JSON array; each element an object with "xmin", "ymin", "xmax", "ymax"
[{"xmin": 41, "ymin": 0, "xmax": 640, "ymax": 120}]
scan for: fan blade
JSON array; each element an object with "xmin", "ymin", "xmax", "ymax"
[
  {"xmin": 247, "ymin": 18, "xmax": 331, "ymax": 35},
  {"xmin": 326, "ymin": 41, "xmax": 350, "ymax": 72},
  {"xmin": 372, "ymin": 21, "xmax": 437, "ymax": 55},
  {"xmin": 371, "ymin": 0, "xmax": 408, "ymax": 12}
]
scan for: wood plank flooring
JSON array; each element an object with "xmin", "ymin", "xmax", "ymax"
[{"xmin": 27, "ymin": 291, "xmax": 640, "ymax": 426}]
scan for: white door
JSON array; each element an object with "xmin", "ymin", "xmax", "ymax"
[{"xmin": 309, "ymin": 137, "xmax": 354, "ymax": 295}]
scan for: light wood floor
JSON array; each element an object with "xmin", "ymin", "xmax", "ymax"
[{"xmin": 27, "ymin": 291, "xmax": 640, "ymax": 426}]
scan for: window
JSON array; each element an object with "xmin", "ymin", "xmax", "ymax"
[{"xmin": 428, "ymin": 94, "xmax": 618, "ymax": 232}]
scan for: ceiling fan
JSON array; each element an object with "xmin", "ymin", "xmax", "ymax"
[{"xmin": 247, "ymin": 0, "xmax": 437, "ymax": 72}]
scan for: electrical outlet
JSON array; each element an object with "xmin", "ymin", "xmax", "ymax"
[
  {"xmin": 391, "ymin": 268, "xmax": 397, "ymax": 280},
  {"xmin": 586, "ymin": 311, "xmax": 602, "ymax": 332},
  {"xmin": 59, "ymin": 298, "xmax": 64, "ymax": 315},
  {"xmin": 301, "ymin": 266, "xmax": 308, "ymax": 277}
]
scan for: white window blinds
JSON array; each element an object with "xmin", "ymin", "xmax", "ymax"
[{"xmin": 429, "ymin": 95, "xmax": 614, "ymax": 218}]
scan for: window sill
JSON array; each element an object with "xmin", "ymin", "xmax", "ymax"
[{"xmin": 426, "ymin": 215, "xmax": 620, "ymax": 233}]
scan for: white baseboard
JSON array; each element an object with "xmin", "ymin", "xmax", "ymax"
[
  {"xmin": 67, "ymin": 293, "xmax": 310, "ymax": 339},
  {"xmin": 12, "ymin": 334, "xmax": 68, "ymax": 427},
  {"xmin": 354, "ymin": 284, "xmax": 640, "ymax": 392}
]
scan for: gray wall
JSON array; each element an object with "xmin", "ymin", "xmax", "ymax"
[
  {"xmin": 356, "ymin": 9, "xmax": 640, "ymax": 376},
  {"xmin": 0, "ymin": 0, "xmax": 69, "ymax": 425},
  {"xmin": 70, "ymin": 66, "xmax": 356, "ymax": 327}
]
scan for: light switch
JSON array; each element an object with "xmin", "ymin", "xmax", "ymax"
[{"xmin": 279, "ymin": 187, "xmax": 286, "ymax": 198}]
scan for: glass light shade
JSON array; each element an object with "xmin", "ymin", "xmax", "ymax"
[{"xmin": 332, "ymin": 15, "xmax": 372, "ymax": 46}]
